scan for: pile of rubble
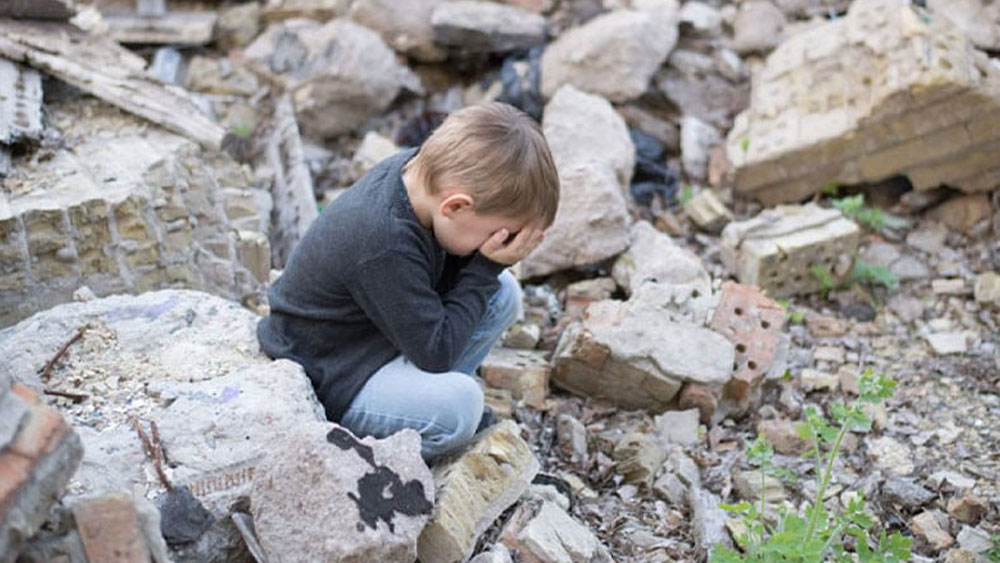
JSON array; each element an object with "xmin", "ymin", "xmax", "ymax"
[{"xmin": 1, "ymin": 0, "xmax": 998, "ymax": 561}]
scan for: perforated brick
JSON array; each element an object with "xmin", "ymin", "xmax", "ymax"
[
  {"xmin": 721, "ymin": 204, "xmax": 860, "ymax": 297},
  {"xmin": 710, "ymin": 282, "xmax": 787, "ymax": 415}
]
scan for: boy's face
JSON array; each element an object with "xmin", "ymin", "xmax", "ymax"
[{"xmin": 434, "ymin": 208, "xmax": 529, "ymax": 257}]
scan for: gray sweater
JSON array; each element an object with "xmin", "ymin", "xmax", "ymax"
[{"xmin": 257, "ymin": 148, "xmax": 506, "ymax": 421}]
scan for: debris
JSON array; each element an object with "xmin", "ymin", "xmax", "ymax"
[
  {"xmin": 252, "ymin": 423, "xmax": 432, "ymax": 562},
  {"xmin": 231, "ymin": 512, "xmax": 269, "ymax": 563},
  {"xmin": 541, "ymin": 9, "xmax": 678, "ymax": 102},
  {"xmin": 0, "ymin": 59, "xmax": 42, "ymax": 151},
  {"xmin": 720, "ymin": 204, "xmax": 861, "ymax": 297},
  {"xmin": 185, "ymin": 55, "xmax": 259, "ymax": 97},
  {"xmin": 0, "ymin": 383, "xmax": 84, "ymax": 559},
  {"xmin": 732, "ymin": 470, "xmax": 786, "ymax": 502},
  {"xmin": 690, "ymin": 487, "xmax": 733, "ymax": 557},
  {"xmin": 683, "ymin": 189, "xmax": 733, "ymax": 233},
  {"xmin": 513, "ymin": 501, "xmax": 613, "ymax": 563},
  {"xmin": 882, "ymin": 479, "xmax": 936, "ymax": 511},
  {"xmin": 911, "ymin": 511, "xmax": 954, "ymax": 551},
  {"xmin": 216, "ymin": 2, "xmax": 263, "ymax": 51},
  {"xmin": 0, "ymin": 20, "xmax": 224, "ymax": 149},
  {"xmin": 930, "ymin": 471, "xmax": 977, "ymax": 490},
  {"xmin": 612, "ymin": 432, "xmax": 666, "ymax": 486},
  {"xmin": 973, "ymin": 272, "xmax": 1000, "ymax": 307},
  {"xmin": 257, "ymin": 94, "xmax": 318, "ymax": 267},
  {"xmin": 351, "ymin": 130, "xmax": 399, "ymax": 178},
  {"xmin": 42, "ymin": 389, "xmax": 88, "ymax": 403},
  {"xmin": 680, "ymin": 115, "xmax": 720, "ymax": 182},
  {"xmin": 349, "ymin": 0, "xmax": 445, "ymax": 62},
  {"xmin": 924, "ymin": 332, "xmax": 969, "ymax": 356},
  {"xmin": 928, "ymin": 194, "xmax": 993, "ymax": 235},
  {"xmin": 418, "ymin": 420, "xmax": 539, "ymax": 563},
  {"xmin": 73, "ymin": 492, "xmax": 152, "ymax": 562},
  {"xmin": 956, "ymin": 526, "xmax": 994, "ymax": 554},
  {"xmin": 731, "ymin": 1, "xmax": 786, "ymax": 54},
  {"xmin": 502, "ymin": 322, "xmax": 541, "ymax": 350},
  {"xmin": 431, "ymin": 1, "xmax": 547, "ymax": 54},
  {"xmin": 867, "ymin": 436, "xmax": 914, "ymax": 476},
  {"xmin": 800, "ymin": 369, "xmax": 840, "ymax": 392},
  {"xmin": 243, "ymin": 18, "xmax": 421, "ymax": 139},
  {"xmin": 553, "ymin": 294, "xmax": 734, "ymax": 411},
  {"xmin": 726, "ymin": 0, "xmax": 1000, "ymax": 204},
  {"xmin": 757, "ymin": 419, "xmax": 810, "ymax": 455},
  {"xmin": 654, "ymin": 409, "xmax": 701, "ymax": 446},
  {"xmin": 104, "ymin": 11, "xmax": 218, "ymax": 46},
  {"xmin": 947, "ymin": 494, "xmax": 988, "ymax": 524},
  {"xmin": 0, "ymin": 0, "xmax": 77, "ymax": 20},
  {"xmin": 517, "ymin": 85, "xmax": 634, "ymax": 278},
  {"xmin": 678, "ymin": 2, "xmax": 722, "ymax": 36},
  {"xmin": 478, "ymin": 347, "xmax": 550, "ymax": 409},
  {"xmin": 931, "ymin": 278, "xmax": 969, "ymax": 295},
  {"xmin": 555, "ymin": 413, "xmax": 588, "ymax": 466}
]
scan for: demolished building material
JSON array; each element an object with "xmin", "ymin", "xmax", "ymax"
[
  {"xmin": 104, "ymin": 11, "xmax": 218, "ymax": 45},
  {"xmin": 720, "ymin": 204, "xmax": 861, "ymax": 297},
  {"xmin": 0, "ymin": 20, "xmax": 225, "ymax": 150},
  {"xmin": 0, "ymin": 99, "xmax": 269, "ymax": 328},
  {"xmin": 726, "ymin": 0, "xmax": 1000, "ymax": 204},
  {"xmin": 0, "ymin": 0, "xmax": 77, "ymax": 20}
]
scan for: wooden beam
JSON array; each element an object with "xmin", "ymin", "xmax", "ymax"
[{"xmin": 0, "ymin": 20, "xmax": 224, "ymax": 150}]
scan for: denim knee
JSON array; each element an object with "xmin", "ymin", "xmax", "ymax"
[
  {"xmin": 422, "ymin": 375, "xmax": 484, "ymax": 460},
  {"xmin": 490, "ymin": 270, "xmax": 523, "ymax": 329}
]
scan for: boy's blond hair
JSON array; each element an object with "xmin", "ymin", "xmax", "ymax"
[{"xmin": 405, "ymin": 102, "xmax": 560, "ymax": 226}]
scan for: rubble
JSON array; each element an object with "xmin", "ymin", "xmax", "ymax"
[
  {"xmin": 104, "ymin": 11, "xmax": 218, "ymax": 46},
  {"xmin": 612, "ymin": 432, "xmax": 666, "ymax": 486},
  {"xmin": 0, "ymin": 0, "xmax": 77, "ymax": 20},
  {"xmin": 720, "ymin": 204, "xmax": 861, "ymax": 297},
  {"xmin": 243, "ymin": 18, "xmax": 421, "ymax": 139},
  {"xmin": 0, "ymin": 20, "xmax": 224, "ymax": 150},
  {"xmin": 680, "ymin": 115, "xmax": 720, "ymax": 182},
  {"xmin": 517, "ymin": 85, "xmax": 634, "ymax": 278},
  {"xmin": 505, "ymin": 500, "xmax": 613, "ymax": 563},
  {"xmin": 72, "ymin": 492, "xmax": 153, "ymax": 562},
  {"xmin": 0, "ymin": 99, "xmax": 269, "ymax": 328},
  {"xmin": 553, "ymin": 291, "xmax": 734, "ymax": 411},
  {"xmin": 928, "ymin": 194, "xmax": 993, "ymax": 234},
  {"xmin": 0, "ymin": 290, "xmax": 327, "ymax": 562},
  {"xmin": 418, "ymin": 420, "xmax": 539, "ymax": 563},
  {"xmin": 0, "ymin": 382, "xmax": 83, "ymax": 560},
  {"xmin": 731, "ymin": 1, "xmax": 786, "ymax": 54},
  {"xmin": 350, "ymin": 0, "xmax": 446, "ymax": 62},
  {"xmin": 927, "ymin": 0, "xmax": 1000, "ymax": 51},
  {"xmin": 541, "ymin": 9, "xmax": 679, "ymax": 103},
  {"xmin": 973, "ymin": 272, "xmax": 1000, "ymax": 306},
  {"xmin": 251, "ymin": 422, "xmax": 433, "ymax": 562},
  {"xmin": 683, "ymin": 189, "xmax": 733, "ymax": 233},
  {"xmin": 431, "ymin": 1, "xmax": 547, "ymax": 54},
  {"xmin": 215, "ymin": 2, "xmax": 263, "ymax": 51},
  {"xmin": 726, "ymin": 0, "xmax": 1000, "ymax": 204},
  {"xmin": 479, "ymin": 347, "xmax": 550, "ymax": 409},
  {"xmin": 946, "ymin": 493, "xmax": 988, "ymax": 524},
  {"xmin": 911, "ymin": 511, "xmax": 954, "ymax": 551}
]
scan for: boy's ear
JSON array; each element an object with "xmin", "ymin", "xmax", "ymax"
[{"xmin": 439, "ymin": 193, "xmax": 474, "ymax": 217}]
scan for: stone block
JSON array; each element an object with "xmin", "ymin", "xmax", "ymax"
[
  {"xmin": 512, "ymin": 501, "xmax": 613, "ymax": 563},
  {"xmin": 418, "ymin": 420, "xmax": 539, "ymax": 563},
  {"xmin": 733, "ymin": 470, "xmax": 786, "ymax": 502},
  {"xmin": 726, "ymin": 0, "xmax": 1000, "ymax": 204},
  {"xmin": 683, "ymin": 189, "xmax": 733, "ymax": 233},
  {"xmin": 720, "ymin": 204, "xmax": 861, "ymax": 297},
  {"xmin": 251, "ymin": 423, "xmax": 433, "ymax": 563},
  {"xmin": 974, "ymin": 272, "xmax": 1000, "ymax": 307},
  {"xmin": 553, "ymin": 294, "xmax": 734, "ymax": 411},
  {"xmin": 612, "ymin": 432, "xmax": 666, "ymax": 486},
  {"xmin": 479, "ymin": 347, "xmax": 550, "ymax": 409},
  {"xmin": 73, "ymin": 492, "xmax": 152, "ymax": 563},
  {"xmin": 431, "ymin": 1, "xmax": 547, "ymax": 54}
]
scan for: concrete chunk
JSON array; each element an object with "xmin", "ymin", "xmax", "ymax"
[
  {"xmin": 479, "ymin": 347, "xmax": 550, "ymax": 409},
  {"xmin": 517, "ymin": 501, "xmax": 613, "ymax": 563},
  {"xmin": 726, "ymin": 0, "xmax": 1000, "ymax": 204},
  {"xmin": 418, "ymin": 420, "xmax": 539, "ymax": 563},
  {"xmin": 431, "ymin": 1, "xmax": 546, "ymax": 53},
  {"xmin": 721, "ymin": 204, "xmax": 861, "ymax": 297},
  {"xmin": 73, "ymin": 492, "xmax": 152, "ymax": 563}
]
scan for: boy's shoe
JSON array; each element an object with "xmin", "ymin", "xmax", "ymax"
[{"xmin": 475, "ymin": 405, "xmax": 497, "ymax": 433}]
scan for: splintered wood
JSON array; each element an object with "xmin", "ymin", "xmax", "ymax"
[{"xmin": 0, "ymin": 20, "xmax": 225, "ymax": 149}]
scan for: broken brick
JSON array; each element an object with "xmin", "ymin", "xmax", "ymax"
[{"xmin": 73, "ymin": 492, "xmax": 152, "ymax": 563}]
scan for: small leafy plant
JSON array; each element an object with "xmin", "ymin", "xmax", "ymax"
[
  {"xmin": 777, "ymin": 299, "xmax": 805, "ymax": 324},
  {"xmin": 852, "ymin": 260, "xmax": 899, "ymax": 291},
  {"xmin": 679, "ymin": 185, "xmax": 695, "ymax": 205},
  {"xmin": 711, "ymin": 371, "xmax": 912, "ymax": 563},
  {"xmin": 830, "ymin": 194, "xmax": 885, "ymax": 231},
  {"xmin": 809, "ymin": 265, "xmax": 837, "ymax": 299}
]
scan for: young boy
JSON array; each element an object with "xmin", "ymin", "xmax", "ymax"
[{"xmin": 257, "ymin": 102, "xmax": 560, "ymax": 461}]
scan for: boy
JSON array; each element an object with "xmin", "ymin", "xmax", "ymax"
[{"xmin": 257, "ymin": 102, "xmax": 560, "ymax": 461}]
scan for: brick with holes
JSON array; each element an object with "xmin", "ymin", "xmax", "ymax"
[
  {"xmin": 710, "ymin": 282, "xmax": 788, "ymax": 417},
  {"xmin": 720, "ymin": 204, "xmax": 860, "ymax": 297}
]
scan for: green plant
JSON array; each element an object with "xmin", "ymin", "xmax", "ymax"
[
  {"xmin": 822, "ymin": 183, "xmax": 840, "ymax": 196},
  {"xmin": 809, "ymin": 265, "xmax": 837, "ymax": 299},
  {"xmin": 741, "ymin": 138, "xmax": 751, "ymax": 152},
  {"xmin": 712, "ymin": 371, "xmax": 911, "ymax": 563},
  {"xmin": 984, "ymin": 535, "xmax": 1000, "ymax": 561},
  {"xmin": 679, "ymin": 185, "xmax": 695, "ymax": 205},
  {"xmin": 777, "ymin": 299, "xmax": 805, "ymax": 324},
  {"xmin": 852, "ymin": 260, "xmax": 899, "ymax": 290},
  {"xmin": 229, "ymin": 122, "xmax": 254, "ymax": 138},
  {"xmin": 830, "ymin": 194, "xmax": 885, "ymax": 230}
]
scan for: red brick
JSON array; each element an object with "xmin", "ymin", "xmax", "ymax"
[
  {"xmin": 710, "ymin": 282, "xmax": 786, "ymax": 388},
  {"xmin": 8, "ymin": 400, "xmax": 70, "ymax": 461},
  {"xmin": 73, "ymin": 492, "xmax": 151, "ymax": 563}
]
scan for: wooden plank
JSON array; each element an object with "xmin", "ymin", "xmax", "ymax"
[
  {"xmin": 258, "ymin": 94, "xmax": 317, "ymax": 266},
  {"xmin": 0, "ymin": 0, "xmax": 76, "ymax": 21},
  {"xmin": 0, "ymin": 20, "xmax": 224, "ymax": 150},
  {"xmin": 0, "ymin": 59, "xmax": 43, "ymax": 145},
  {"xmin": 105, "ymin": 12, "xmax": 218, "ymax": 45}
]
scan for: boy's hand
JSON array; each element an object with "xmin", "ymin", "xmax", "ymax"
[{"xmin": 479, "ymin": 227, "xmax": 545, "ymax": 265}]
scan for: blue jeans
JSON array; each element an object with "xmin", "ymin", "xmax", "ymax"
[{"xmin": 340, "ymin": 270, "xmax": 522, "ymax": 461}]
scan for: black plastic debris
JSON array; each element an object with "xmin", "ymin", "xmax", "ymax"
[
  {"xmin": 158, "ymin": 485, "xmax": 215, "ymax": 547},
  {"xmin": 629, "ymin": 128, "xmax": 679, "ymax": 207},
  {"xmin": 497, "ymin": 46, "xmax": 544, "ymax": 121},
  {"xmin": 395, "ymin": 111, "xmax": 448, "ymax": 148}
]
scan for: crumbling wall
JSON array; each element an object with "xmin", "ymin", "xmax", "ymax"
[{"xmin": 0, "ymin": 99, "xmax": 270, "ymax": 327}]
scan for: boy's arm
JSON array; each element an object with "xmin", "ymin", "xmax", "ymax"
[{"xmin": 348, "ymin": 249, "xmax": 505, "ymax": 372}]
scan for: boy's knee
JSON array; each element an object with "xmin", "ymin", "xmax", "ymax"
[
  {"xmin": 493, "ymin": 270, "xmax": 523, "ymax": 328},
  {"xmin": 422, "ymin": 376, "xmax": 484, "ymax": 459}
]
